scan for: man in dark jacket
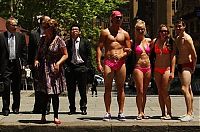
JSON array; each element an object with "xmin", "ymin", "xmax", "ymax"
[
  {"xmin": 65, "ymin": 24, "xmax": 92, "ymax": 115},
  {"xmin": 0, "ymin": 17, "xmax": 27, "ymax": 116}
]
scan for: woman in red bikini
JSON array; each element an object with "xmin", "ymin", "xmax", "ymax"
[
  {"xmin": 153, "ymin": 24, "xmax": 176, "ymax": 120},
  {"xmin": 133, "ymin": 19, "xmax": 151, "ymax": 120}
]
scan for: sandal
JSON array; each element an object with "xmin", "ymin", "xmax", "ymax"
[
  {"xmin": 163, "ymin": 115, "xmax": 172, "ymax": 120},
  {"xmin": 136, "ymin": 114, "xmax": 142, "ymax": 120},
  {"xmin": 142, "ymin": 115, "xmax": 149, "ymax": 119}
]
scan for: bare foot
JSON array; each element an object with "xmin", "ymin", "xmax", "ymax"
[{"xmin": 54, "ymin": 118, "xmax": 61, "ymax": 124}]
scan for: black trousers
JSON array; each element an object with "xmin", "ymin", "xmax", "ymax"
[
  {"xmin": 2, "ymin": 61, "xmax": 21, "ymax": 112},
  {"xmin": 65, "ymin": 68, "xmax": 88, "ymax": 112}
]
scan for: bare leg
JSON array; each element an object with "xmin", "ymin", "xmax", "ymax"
[
  {"xmin": 161, "ymin": 71, "xmax": 171, "ymax": 116},
  {"xmin": 104, "ymin": 65, "xmax": 114, "ymax": 113},
  {"xmin": 179, "ymin": 70, "xmax": 193, "ymax": 115},
  {"xmin": 154, "ymin": 72, "xmax": 166, "ymax": 116},
  {"xmin": 115, "ymin": 64, "xmax": 126, "ymax": 113},
  {"xmin": 142, "ymin": 71, "xmax": 151, "ymax": 115},
  {"xmin": 189, "ymin": 85, "xmax": 193, "ymax": 114},
  {"xmin": 133, "ymin": 69, "xmax": 144, "ymax": 116}
]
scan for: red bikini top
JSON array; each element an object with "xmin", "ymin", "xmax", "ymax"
[{"xmin": 154, "ymin": 44, "xmax": 171, "ymax": 54}]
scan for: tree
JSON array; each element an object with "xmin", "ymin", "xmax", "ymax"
[{"xmin": 0, "ymin": 0, "xmax": 127, "ymax": 68}]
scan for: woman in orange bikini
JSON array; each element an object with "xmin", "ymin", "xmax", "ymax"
[
  {"xmin": 153, "ymin": 24, "xmax": 176, "ymax": 120},
  {"xmin": 133, "ymin": 19, "xmax": 151, "ymax": 120}
]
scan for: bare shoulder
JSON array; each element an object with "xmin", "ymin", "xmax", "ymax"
[
  {"xmin": 184, "ymin": 33, "xmax": 193, "ymax": 42},
  {"xmin": 100, "ymin": 28, "xmax": 109, "ymax": 36},
  {"xmin": 145, "ymin": 38, "xmax": 152, "ymax": 43},
  {"xmin": 120, "ymin": 28, "xmax": 129, "ymax": 35}
]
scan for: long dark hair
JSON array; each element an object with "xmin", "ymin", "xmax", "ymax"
[{"xmin": 158, "ymin": 24, "xmax": 173, "ymax": 51}]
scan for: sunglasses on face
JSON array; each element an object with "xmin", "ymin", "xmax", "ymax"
[
  {"xmin": 136, "ymin": 28, "xmax": 145, "ymax": 32},
  {"xmin": 159, "ymin": 30, "xmax": 169, "ymax": 33},
  {"xmin": 10, "ymin": 24, "xmax": 17, "ymax": 27},
  {"xmin": 115, "ymin": 16, "xmax": 122, "ymax": 19}
]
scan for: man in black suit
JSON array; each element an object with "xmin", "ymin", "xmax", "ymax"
[
  {"xmin": 65, "ymin": 24, "xmax": 92, "ymax": 115},
  {"xmin": 28, "ymin": 15, "xmax": 51, "ymax": 114},
  {"xmin": 0, "ymin": 17, "xmax": 27, "ymax": 116}
]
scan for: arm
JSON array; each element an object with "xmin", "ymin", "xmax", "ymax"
[
  {"xmin": 96, "ymin": 30, "xmax": 106, "ymax": 73},
  {"xmin": 56, "ymin": 47, "xmax": 68, "ymax": 66},
  {"xmin": 54, "ymin": 39, "xmax": 68, "ymax": 72},
  {"xmin": 85, "ymin": 39, "xmax": 92, "ymax": 68},
  {"xmin": 28, "ymin": 32, "xmax": 37, "ymax": 65},
  {"xmin": 170, "ymin": 49, "xmax": 176, "ymax": 79},
  {"xmin": 186, "ymin": 37, "xmax": 197, "ymax": 72},
  {"xmin": 20, "ymin": 33, "xmax": 28, "ymax": 68},
  {"xmin": 122, "ymin": 31, "xmax": 131, "ymax": 58}
]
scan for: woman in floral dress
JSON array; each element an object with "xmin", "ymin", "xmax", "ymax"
[{"xmin": 34, "ymin": 19, "xmax": 68, "ymax": 124}]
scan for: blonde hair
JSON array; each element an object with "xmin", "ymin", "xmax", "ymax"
[
  {"xmin": 135, "ymin": 19, "xmax": 145, "ymax": 28},
  {"xmin": 6, "ymin": 17, "xmax": 18, "ymax": 26},
  {"xmin": 134, "ymin": 19, "xmax": 146, "ymax": 35}
]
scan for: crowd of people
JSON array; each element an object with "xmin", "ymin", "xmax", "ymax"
[{"xmin": 0, "ymin": 10, "xmax": 197, "ymax": 124}]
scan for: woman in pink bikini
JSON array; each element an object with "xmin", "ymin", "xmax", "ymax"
[
  {"xmin": 153, "ymin": 24, "xmax": 176, "ymax": 120},
  {"xmin": 133, "ymin": 19, "xmax": 151, "ymax": 120}
]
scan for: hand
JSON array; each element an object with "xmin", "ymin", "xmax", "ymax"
[
  {"xmin": 53, "ymin": 63, "xmax": 60, "ymax": 73},
  {"xmin": 97, "ymin": 64, "xmax": 104, "ymax": 73},
  {"xmin": 169, "ymin": 72, "xmax": 174, "ymax": 82},
  {"xmin": 34, "ymin": 60, "xmax": 40, "ymax": 68},
  {"xmin": 112, "ymin": 53, "xmax": 124, "ymax": 60}
]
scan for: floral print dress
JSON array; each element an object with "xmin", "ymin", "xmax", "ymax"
[{"xmin": 36, "ymin": 35, "xmax": 67, "ymax": 95}]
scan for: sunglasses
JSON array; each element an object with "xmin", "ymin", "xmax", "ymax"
[
  {"xmin": 10, "ymin": 24, "xmax": 17, "ymax": 26},
  {"xmin": 160, "ymin": 30, "xmax": 169, "ymax": 33},
  {"xmin": 136, "ymin": 28, "xmax": 145, "ymax": 32},
  {"xmin": 115, "ymin": 16, "xmax": 122, "ymax": 19}
]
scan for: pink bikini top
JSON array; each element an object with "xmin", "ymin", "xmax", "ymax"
[{"xmin": 135, "ymin": 44, "xmax": 151, "ymax": 55}]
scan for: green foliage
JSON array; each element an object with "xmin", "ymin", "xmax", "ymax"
[{"xmin": 0, "ymin": 0, "xmax": 126, "ymax": 68}]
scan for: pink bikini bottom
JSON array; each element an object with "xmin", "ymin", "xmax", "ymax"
[
  {"xmin": 104, "ymin": 59, "xmax": 125, "ymax": 71},
  {"xmin": 134, "ymin": 66, "xmax": 151, "ymax": 73}
]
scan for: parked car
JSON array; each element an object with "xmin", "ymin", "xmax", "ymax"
[
  {"xmin": 94, "ymin": 75, "xmax": 104, "ymax": 85},
  {"xmin": 94, "ymin": 74, "xmax": 115, "ymax": 86}
]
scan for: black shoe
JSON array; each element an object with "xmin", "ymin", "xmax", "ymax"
[
  {"xmin": 81, "ymin": 110, "xmax": 87, "ymax": 115},
  {"xmin": 32, "ymin": 110, "xmax": 41, "ymax": 114},
  {"xmin": 45, "ymin": 110, "xmax": 50, "ymax": 115},
  {"xmin": 13, "ymin": 109, "xmax": 19, "ymax": 114},
  {"xmin": 68, "ymin": 111, "xmax": 76, "ymax": 115},
  {"xmin": 2, "ymin": 110, "xmax": 10, "ymax": 116}
]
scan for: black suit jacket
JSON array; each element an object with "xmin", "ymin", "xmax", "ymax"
[
  {"xmin": 0, "ymin": 31, "xmax": 27, "ymax": 76},
  {"xmin": 28, "ymin": 28, "xmax": 40, "ymax": 65},
  {"xmin": 64, "ymin": 37, "xmax": 92, "ymax": 72}
]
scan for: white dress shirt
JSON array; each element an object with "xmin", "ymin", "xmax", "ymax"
[
  {"xmin": 7, "ymin": 32, "xmax": 16, "ymax": 60},
  {"xmin": 71, "ymin": 37, "xmax": 84, "ymax": 64}
]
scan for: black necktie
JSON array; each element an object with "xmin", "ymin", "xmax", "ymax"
[{"xmin": 73, "ymin": 40, "xmax": 77, "ymax": 63}]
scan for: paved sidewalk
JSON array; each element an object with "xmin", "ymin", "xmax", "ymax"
[{"xmin": 0, "ymin": 90, "xmax": 199, "ymax": 132}]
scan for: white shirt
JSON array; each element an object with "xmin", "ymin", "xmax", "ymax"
[
  {"xmin": 71, "ymin": 37, "xmax": 84, "ymax": 64},
  {"xmin": 7, "ymin": 32, "xmax": 16, "ymax": 60}
]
